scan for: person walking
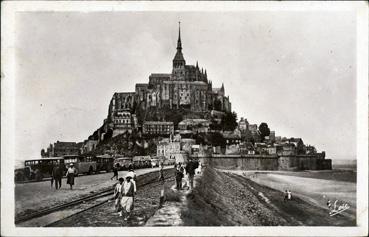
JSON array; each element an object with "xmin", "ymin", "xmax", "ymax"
[
  {"xmin": 283, "ymin": 190, "xmax": 288, "ymax": 201},
  {"xmin": 50, "ymin": 166, "xmax": 54, "ymax": 188},
  {"xmin": 175, "ymin": 162, "xmax": 184, "ymax": 190},
  {"xmin": 114, "ymin": 177, "xmax": 124, "ymax": 212},
  {"xmin": 120, "ymin": 174, "xmax": 136, "ymax": 220},
  {"xmin": 52, "ymin": 164, "xmax": 63, "ymax": 189},
  {"xmin": 111, "ymin": 164, "xmax": 119, "ymax": 180},
  {"xmin": 127, "ymin": 166, "xmax": 137, "ymax": 191},
  {"xmin": 185, "ymin": 158, "xmax": 199, "ymax": 190},
  {"xmin": 66, "ymin": 163, "xmax": 77, "ymax": 190},
  {"xmin": 196, "ymin": 161, "xmax": 202, "ymax": 174},
  {"xmin": 158, "ymin": 163, "xmax": 165, "ymax": 184},
  {"xmin": 127, "ymin": 165, "xmax": 137, "ymax": 211},
  {"xmin": 287, "ymin": 190, "xmax": 292, "ymax": 200}
]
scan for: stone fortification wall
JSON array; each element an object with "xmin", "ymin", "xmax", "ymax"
[
  {"xmin": 199, "ymin": 153, "xmax": 332, "ymax": 171},
  {"xmin": 205, "ymin": 155, "xmax": 279, "ymax": 170},
  {"xmin": 279, "ymin": 154, "xmax": 331, "ymax": 170}
]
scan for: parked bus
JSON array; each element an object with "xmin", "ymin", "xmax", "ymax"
[
  {"xmin": 133, "ymin": 156, "xmax": 151, "ymax": 169},
  {"xmin": 94, "ymin": 155, "xmax": 114, "ymax": 173},
  {"xmin": 15, "ymin": 157, "xmax": 65, "ymax": 181},
  {"xmin": 114, "ymin": 157, "xmax": 132, "ymax": 171},
  {"xmin": 63, "ymin": 155, "xmax": 97, "ymax": 175}
]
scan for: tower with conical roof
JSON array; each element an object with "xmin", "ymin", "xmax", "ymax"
[{"xmin": 172, "ymin": 22, "xmax": 186, "ymax": 80}]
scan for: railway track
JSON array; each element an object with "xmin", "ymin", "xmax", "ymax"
[{"xmin": 15, "ymin": 168, "xmax": 174, "ymax": 226}]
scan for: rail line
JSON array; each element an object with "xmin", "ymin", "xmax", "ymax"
[{"xmin": 15, "ymin": 169, "xmax": 174, "ymax": 226}]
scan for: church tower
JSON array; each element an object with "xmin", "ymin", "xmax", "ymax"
[{"xmin": 172, "ymin": 22, "xmax": 186, "ymax": 80}]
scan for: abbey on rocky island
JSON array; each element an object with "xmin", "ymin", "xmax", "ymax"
[{"xmin": 108, "ymin": 23, "xmax": 231, "ymax": 117}]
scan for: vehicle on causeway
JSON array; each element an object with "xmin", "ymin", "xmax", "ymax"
[
  {"xmin": 132, "ymin": 156, "xmax": 151, "ymax": 169},
  {"xmin": 94, "ymin": 155, "xmax": 115, "ymax": 173},
  {"xmin": 15, "ymin": 154, "xmax": 164, "ymax": 182},
  {"xmin": 15, "ymin": 155, "xmax": 116, "ymax": 182},
  {"xmin": 15, "ymin": 157, "xmax": 66, "ymax": 182},
  {"xmin": 64, "ymin": 155, "xmax": 97, "ymax": 175},
  {"xmin": 114, "ymin": 156, "xmax": 132, "ymax": 171}
]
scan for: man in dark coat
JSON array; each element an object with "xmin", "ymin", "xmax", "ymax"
[
  {"xmin": 111, "ymin": 164, "xmax": 119, "ymax": 180},
  {"xmin": 52, "ymin": 164, "xmax": 63, "ymax": 189},
  {"xmin": 185, "ymin": 159, "xmax": 199, "ymax": 190},
  {"xmin": 175, "ymin": 162, "xmax": 184, "ymax": 190}
]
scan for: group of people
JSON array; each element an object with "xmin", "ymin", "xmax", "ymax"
[
  {"xmin": 175, "ymin": 158, "xmax": 200, "ymax": 191},
  {"xmin": 113, "ymin": 166, "xmax": 137, "ymax": 221},
  {"xmin": 50, "ymin": 163, "xmax": 77, "ymax": 190}
]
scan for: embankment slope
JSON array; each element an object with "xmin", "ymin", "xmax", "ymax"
[{"xmin": 182, "ymin": 168, "xmax": 355, "ymax": 226}]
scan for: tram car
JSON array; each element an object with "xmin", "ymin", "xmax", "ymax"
[{"xmin": 15, "ymin": 157, "xmax": 65, "ymax": 182}]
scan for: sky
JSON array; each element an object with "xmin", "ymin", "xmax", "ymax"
[{"xmin": 14, "ymin": 11, "xmax": 356, "ymax": 162}]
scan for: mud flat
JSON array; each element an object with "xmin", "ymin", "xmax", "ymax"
[
  {"xmin": 225, "ymin": 169, "xmax": 356, "ymax": 220},
  {"xmin": 182, "ymin": 168, "xmax": 355, "ymax": 226}
]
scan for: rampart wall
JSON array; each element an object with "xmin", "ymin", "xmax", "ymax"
[{"xmin": 198, "ymin": 153, "xmax": 331, "ymax": 171}]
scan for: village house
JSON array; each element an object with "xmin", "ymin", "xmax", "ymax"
[
  {"xmin": 277, "ymin": 143, "xmax": 296, "ymax": 156},
  {"xmin": 156, "ymin": 138, "xmax": 180, "ymax": 161},
  {"xmin": 238, "ymin": 117, "xmax": 249, "ymax": 132},
  {"xmin": 178, "ymin": 119, "xmax": 210, "ymax": 134},
  {"xmin": 269, "ymin": 131, "xmax": 276, "ymax": 141},
  {"xmin": 288, "ymin": 138, "xmax": 305, "ymax": 154},
  {"xmin": 222, "ymin": 130, "xmax": 242, "ymax": 145},
  {"xmin": 248, "ymin": 124, "xmax": 258, "ymax": 135},
  {"xmin": 143, "ymin": 121, "xmax": 174, "ymax": 136},
  {"xmin": 265, "ymin": 145, "xmax": 277, "ymax": 155},
  {"xmin": 305, "ymin": 145, "xmax": 317, "ymax": 154},
  {"xmin": 180, "ymin": 138, "xmax": 196, "ymax": 154},
  {"xmin": 41, "ymin": 141, "xmax": 82, "ymax": 157},
  {"xmin": 112, "ymin": 109, "xmax": 134, "ymax": 137},
  {"xmin": 239, "ymin": 142, "xmax": 255, "ymax": 155},
  {"xmin": 254, "ymin": 142, "xmax": 268, "ymax": 155}
]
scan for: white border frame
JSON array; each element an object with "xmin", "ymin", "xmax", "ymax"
[{"xmin": 1, "ymin": 1, "xmax": 368, "ymax": 236}]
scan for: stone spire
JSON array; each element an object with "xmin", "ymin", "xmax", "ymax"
[
  {"xmin": 173, "ymin": 21, "xmax": 185, "ymax": 67},
  {"xmin": 177, "ymin": 21, "xmax": 182, "ymax": 50}
]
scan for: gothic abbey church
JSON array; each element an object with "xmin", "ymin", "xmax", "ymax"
[{"xmin": 109, "ymin": 24, "xmax": 231, "ymax": 114}]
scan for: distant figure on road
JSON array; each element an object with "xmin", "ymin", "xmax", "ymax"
[
  {"xmin": 175, "ymin": 162, "xmax": 184, "ymax": 190},
  {"xmin": 120, "ymin": 174, "xmax": 136, "ymax": 220},
  {"xmin": 287, "ymin": 190, "xmax": 292, "ymax": 200},
  {"xmin": 114, "ymin": 177, "xmax": 124, "ymax": 212},
  {"xmin": 158, "ymin": 163, "xmax": 165, "ymax": 184},
  {"xmin": 111, "ymin": 164, "xmax": 119, "ymax": 180},
  {"xmin": 185, "ymin": 158, "xmax": 199, "ymax": 190},
  {"xmin": 52, "ymin": 164, "xmax": 63, "ymax": 190},
  {"xmin": 66, "ymin": 163, "xmax": 77, "ymax": 190}
]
